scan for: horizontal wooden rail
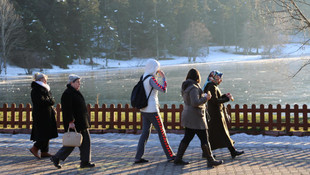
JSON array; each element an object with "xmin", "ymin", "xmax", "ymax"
[{"xmin": 0, "ymin": 103, "xmax": 309, "ymax": 136}]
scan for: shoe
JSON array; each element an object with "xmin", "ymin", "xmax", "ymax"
[
  {"xmin": 231, "ymin": 150, "xmax": 244, "ymax": 159},
  {"xmin": 134, "ymin": 158, "xmax": 149, "ymax": 164},
  {"xmin": 207, "ymin": 159, "xmax": 224, "ymax": 168},
  {"xmin": 41, "ymin": 152, "xmax": 53, "ymax": 158},
  {"xmin": 80, "ymin": 162, "xmax": 95, "ymax": 168},
  {"xmin": 50, "ymin": 156, "xmax": 61, "ymax": 169},
  {"xmin": 174, "ymin": 159, "xmax": 190, "ymax": 165},
  {"xmin": 29, "ymin": 146, "xmax": 40, "ymax": 159}
]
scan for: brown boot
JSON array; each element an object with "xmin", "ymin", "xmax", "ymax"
[
  {"xmin": 41, "ymin": 152, "xmax": 53, "ymax": 158},
  {"xmin": 29, "ymin": 146, "xmax": 41, "ymax": 159}
]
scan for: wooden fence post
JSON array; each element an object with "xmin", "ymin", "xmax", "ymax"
[
  {"xmin": 94, "ymin": 104, "xmax": 99, "ymax": 129},
  {"xmin": 285, "ymin": 104, "xmax": 290, "ymax": 132},
  {"xmin": 235, "ymin": 104, "xmax": 240, "ymax": 129},
  {"xmin": 3, "ymin": 103, "xmax": 8, "ymax": 128},
  {"xmin": 243, "ymin": 104, "xmax": 248, "ymax": 130},
  {"xmin": 302, "ymin": 104, "xmax": 308, "ymax": 131},
  {"xmin": 259, "ymin": 104, "xmax": 265, "ymax": 131},
  {"xmin": 10, "ymin": 103, "xmax": 16, "ymax": 128},
  {"xmin": 251, "ymin": 104, "xmax": 256, "ymax": 130},
  {"xmin": 56, "ymin": 104, "xmax": 61, "ymax": 128},
  {"xmin": 268, "ymin": 104, "xmax": 273, "ymax": 131},
  {"xmin": 276, "ymin": 104, "xmax": 282, "ymax": 130},
  {"xmin": 294, "ymin": 104, "xmax": 299, "ymax": 131},
  {"xmin": 18, "ymin": 104, "xmax": 24, "ymax": 128},
  {"xmin": 26, "ymin": 103, "xmax": 31, "ymax": 129}
]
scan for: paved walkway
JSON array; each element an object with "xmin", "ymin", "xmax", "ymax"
[{"xmin": 0, "ymin": 133, "xmax": 309, "ymax": 175}]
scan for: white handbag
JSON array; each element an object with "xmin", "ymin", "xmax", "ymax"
[{"xmin": 62, "ymin": 128, "xmax": 83, "ymax": 147}]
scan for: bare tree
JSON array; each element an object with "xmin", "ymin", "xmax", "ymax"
[
  {"xmin": 259, "ymin": 0, "xmax": 310, "ymax": 76},
  {"xmin": 182, "ymin": 21, "xmax": 212, "ymax": 62},
  {"xmin": 0, "ymin": 0, "xmax": 25, "ymax": 75}
]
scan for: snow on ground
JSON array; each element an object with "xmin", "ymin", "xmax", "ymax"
[
  {"xmin": 0, "ymin": 133, "xmax": 309, "ymax": 149},
  {"xmin": 2, "ymin": 44, "xmax": 310, "ymax": 77}
]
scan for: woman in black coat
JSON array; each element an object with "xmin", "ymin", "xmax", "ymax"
[
  {"xmin": 203, "ymin": 70, "xmax": 244, "ymax": 159},
  {"xmin": 30, "ymin": 73, "xmax": 58, "ymax": 159}
]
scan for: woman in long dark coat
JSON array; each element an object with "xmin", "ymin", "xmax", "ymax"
[
  {"xmin": 30, "ymin": 73, "xmax": 58, "ymax": 159},
  {"xmin": 203, "ymin": 70, "xmax": 244, "ymax": 159}
]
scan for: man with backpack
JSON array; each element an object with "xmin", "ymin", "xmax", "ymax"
[{"xmin": 133, "ymin": 59, "xmax": 176, "ymax": 163}]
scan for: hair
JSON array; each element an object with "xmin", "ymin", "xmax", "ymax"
[{"xmin": 186, "ymin": 68, "xmax": 201, "ymax": 83}]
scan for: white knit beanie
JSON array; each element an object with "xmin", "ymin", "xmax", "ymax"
[{"xmin": 68, "ymin": 74, "xmax": 81, "ymax": 84}]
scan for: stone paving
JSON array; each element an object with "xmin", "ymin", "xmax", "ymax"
[{"xmin": 0, "ymin": 134, "xmax": 309, "ymax": 175}]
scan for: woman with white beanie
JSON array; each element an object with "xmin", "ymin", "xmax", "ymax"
[
  {"xmin": 134, "ymin": 59, "xmax": 175, "ymax": 163},
  {"xmin": 30, "ymin": 72, "xmax": 58, "ymax": 159}
]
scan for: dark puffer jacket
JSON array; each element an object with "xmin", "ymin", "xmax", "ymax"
[
  {"xmin": 30, "ymin": 82, "xmax": 58, "ymax": 141},
  {"xmin": 61, "ymin": 84, "xmax": 90, "ymax": 132}
]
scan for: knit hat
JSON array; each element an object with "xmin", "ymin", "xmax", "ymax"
[
  {"xmin": 68, "ymin": 74, "xmax": 81, "ymax": 84},
  {"xmin": 33, "ymin": 72, "xmax": 47, "ymax": 81}
]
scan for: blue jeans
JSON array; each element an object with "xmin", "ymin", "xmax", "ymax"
[{"xmin": 135, "ymin": 112, "xmax": 175, "ymax": 160}]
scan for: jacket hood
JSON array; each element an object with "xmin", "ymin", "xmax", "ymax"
[
  {"xmin": 144, "ymin": 59, "xmax": 160, "ymax": 75},
  {"xmin": 182, "ymin": 79, "xmax": 198, "ymax": 93}
]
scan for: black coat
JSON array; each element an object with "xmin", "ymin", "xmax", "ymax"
[
  {"xmin": 30, "ymin": 82, "xmax": 58, "ymax": 141},
  {"xmin": 204, "ymin": 82, "xmax": 234, "ymax": 150},
  {"xmin": 61, "ymin": 84, "xmax": 90, "ymax": 132}
]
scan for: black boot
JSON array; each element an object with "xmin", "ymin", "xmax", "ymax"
[
  {"xmin": 201, "ymin": 144, "xmax": 224, "ymax": 168},
  {"xmin": 174, "ymin": 142, "xmax": 190, "ymax": 165},
  {"xmin": 228, "ymin": 146, "xmax": 244, "ymax": 159},
  {"xmin": 80, "ymin": 161, "xmax": 95, "ymax": 168},
  {"xmin": 201, "ymin": 145, "xmax": 215, "ymax": 159},
  {"xmin": 50, "ymin": 156, "xmax": 61, "ymax": 169}
]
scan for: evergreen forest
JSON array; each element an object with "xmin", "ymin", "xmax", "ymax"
[{"xmin": 0, "ymin": 0, "xmax": 309, "ymax": 75}]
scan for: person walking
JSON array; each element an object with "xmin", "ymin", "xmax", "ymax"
[
  {"xmin": 174, "ymin": 68, "xmax": 223, "ymax": 167},
  {"xmin": 134, "ymin": 59, "xmax": 175, "ymax": 163},
  {"xmin": 203, "ymin": 70, "xmax": 244, "ymax": 159},
  {"xmin": 50, "ymin": 74, "xmax": 95, "ymax": 169},
  {"xmin": 30, "ymin": 72, "xmax": 58, "ymax": 159}
]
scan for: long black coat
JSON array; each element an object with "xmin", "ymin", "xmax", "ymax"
[
  {"xmin": 30, "ymin": 82, "xmax": 58, "ymax": 141},
  {"xmin": 61, "ymin": 84, "xmax": 90, "ymax": 132},
  {"xmin": 204, "ymin": 82, "xmax": 234, "ymax": 150}
]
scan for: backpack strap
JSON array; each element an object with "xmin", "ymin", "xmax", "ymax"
[{"xmin": 141, "ymin": 74, "xmax": 154, "ymax": 102}]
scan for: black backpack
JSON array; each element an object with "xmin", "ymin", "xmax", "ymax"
[{"xmin": 131, "ymin": 75, "xmax": 153, "ymax": 109}]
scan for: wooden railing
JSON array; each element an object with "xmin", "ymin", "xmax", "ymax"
[{"xmin": 0, "ymin": 103, "xmax": 309, "ymax": 136}]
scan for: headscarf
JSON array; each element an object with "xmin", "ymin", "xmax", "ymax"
[{"xmin": 203, "ymin": 70, "xmax": 223, "ymax": 90}]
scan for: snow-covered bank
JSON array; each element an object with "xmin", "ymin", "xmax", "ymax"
[{"xmin": 2, "ymin": 44, "xmax": 310, "ymax": 77}]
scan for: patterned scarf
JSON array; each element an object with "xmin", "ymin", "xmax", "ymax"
[{"xmin": 203, "ymin": 70, "xmax": 223, "ymax": 90}]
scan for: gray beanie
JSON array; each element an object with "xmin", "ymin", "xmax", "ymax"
[{"xmin": 68, "ymin": 74, "xmax": 81, "ymax": 84}]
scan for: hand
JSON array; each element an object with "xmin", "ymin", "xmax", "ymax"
[
  {"xmin": 227, "ymin": 93, "xmax": 234, "ymax": 101},
  {"xmin": 69, "ymin": 122, "xmax": 75, "ymax": 129},
  {"xmin": 207, "ymin": 91, "xmax": 212, "ymax": 100},
  {"xmin": 202, "ymin": 92, "xmax": 212, "ymax": 100},
  {"xmin": 157, "ymin": 70, "xmax": 165, "ymax": 77}
]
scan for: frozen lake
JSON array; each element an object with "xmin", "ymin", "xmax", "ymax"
[{"xmin": 0, "ymin": 57, "xmax": 309, "ymax": 107}]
